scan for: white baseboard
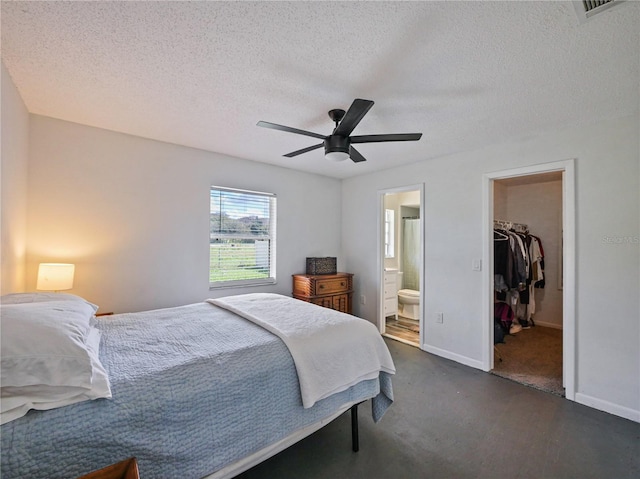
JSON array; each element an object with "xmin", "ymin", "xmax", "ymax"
[
  {"xmin": 422, "ymin": 344, "xmax": 639, "ymax": 424},
  {"xmin": 575, "ymin": 392, "xmax": 640, "ymax": 423},
  {"xmin": 422, "ymin": 344, "xmax": 484, "ymax": 370},
  {"xmin": 423, "ymin": 346, "xmax": 639, "ymax": 424},
  {"xmin": 533, "ymin": 321, "xmax": 563, "ymax": 329}
]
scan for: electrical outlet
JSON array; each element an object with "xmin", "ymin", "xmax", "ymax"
[
  {"xmin": 436, "ymin": 312, "xmax": 444, "ymax": 323},
  {"xmin": 360, "ymin": 295, "xmax": 366, "ymax": 305}
]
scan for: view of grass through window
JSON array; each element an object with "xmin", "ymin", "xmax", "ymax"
[{"xmin": 210, "ymin": 187, "xmax": 276, "ymax": 286}]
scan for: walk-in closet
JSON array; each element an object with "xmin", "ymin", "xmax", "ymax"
[{"xmin": 492, "ymin": 172, "xmax": 564, "ymax": 395}]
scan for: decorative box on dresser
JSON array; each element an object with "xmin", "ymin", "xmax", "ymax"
[
  {"xmin": 292, "ymin": 272, "xmax": 354, "ymax": 314},
  {"xmin": 383, "ymin": 270, "xmax": 398, "ymax": 319}
]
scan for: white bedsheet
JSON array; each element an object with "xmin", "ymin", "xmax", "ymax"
[{"xmin": 208, "ymin": 293, "xmax": 396, "ymax": 408}]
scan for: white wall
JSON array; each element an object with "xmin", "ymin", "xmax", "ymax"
[
  {"xmin": 493, "ymin": 182, "xmax": 507, "ymax": 220},
  {"xmin": 5, "ymin": 67, "xmax": 638, "ymax": 420},
  {"xmin": 503, "ymin": 178, "xmax": 563, "ymax": 328},
  {"xmin": 26, "ymin": 116, "xmax": 342, "ymax": 313},
  {"xmin": 1, "ymin": 61, "xmax": 29, "ymax": 294},
  {"xmin": 342, "ymin": 114, "xmax": 639, "ymax": 421}
]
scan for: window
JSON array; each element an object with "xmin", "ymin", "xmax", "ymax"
[
  {"xmin": 384, "ymin": 209, "xmax": 395, "ymax": 258},
  {"xmin": 210, "ymin": 186, "xmax": 276, "ymax": 288}
]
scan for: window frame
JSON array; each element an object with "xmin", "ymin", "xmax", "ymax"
[
  {"xmin": 384, "ymin": 208, "xmax": 395, "ymax": 258},
  {"xmin": 209, "ymin": 186, "xmax": 277, "ymax": 289}
]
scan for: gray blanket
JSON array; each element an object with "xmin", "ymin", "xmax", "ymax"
[{"xmin": 0, "ymin": 301, "xmax": 393, "ymax": 479}]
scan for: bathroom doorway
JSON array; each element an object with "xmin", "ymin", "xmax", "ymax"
[{"xmin": 378, "ymin": 185, "xmax": 424, "ymax": 348}]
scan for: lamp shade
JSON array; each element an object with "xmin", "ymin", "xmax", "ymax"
[{"xmin": 37, "ymin": 263, "xmax": 75, "ymax": 291}]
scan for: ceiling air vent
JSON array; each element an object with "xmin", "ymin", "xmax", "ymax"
[{"xmin": 573, "ymin": 0, "xmax": 625, "ymax": 23}]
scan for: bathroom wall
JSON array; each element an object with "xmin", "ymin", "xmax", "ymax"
[
  {"xmin": 383, "ymin": 190, "xmax": 421, "ymax": 275},
  {"xmin": 400, "ymin": 206, "xmax": 420, "ymax": 218}
]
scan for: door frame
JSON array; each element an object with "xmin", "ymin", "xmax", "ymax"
[
  {"xmin": 377, "ymin": 184, "xmax": 425, "ymax": 348},
  {"xmin": 482, "ymin": 159, "xmax": 576, "ymax": 400}
]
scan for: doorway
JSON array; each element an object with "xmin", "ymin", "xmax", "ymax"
[
  {"xmin": 492, "ymin": 172, "xmax": 564, "ymax": 395},
  {"xmin": 482, "ymin": 160, "xmax": 576, "ymax": 401},
  {"xmin": 378, "ymin": 184, "xmax": 424, "ymax": 348}
]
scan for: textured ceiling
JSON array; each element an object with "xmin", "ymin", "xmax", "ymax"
[{"xmin": 2, "ymin": 1, "xmax": 639, "ymax": 179}]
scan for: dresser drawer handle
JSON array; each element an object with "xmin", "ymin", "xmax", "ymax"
[
  {"xmin": 319, "ymin": 284, "xmax": 324, "ymax": 289},
  {"xmin": 340, "ymin": 282, "xmax": 345, "ymax": 287}
]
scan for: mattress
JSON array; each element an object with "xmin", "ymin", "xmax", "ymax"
[{"xmin": 0, "ymin": 301, "xmax": 392, "ymax": 479}]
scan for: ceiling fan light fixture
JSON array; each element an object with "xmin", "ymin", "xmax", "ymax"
[
  {"xmin": 324, "ymin": 136, "xmax": 350, "ymax": 162},
  {"xmin": 257, "ymin": 98, "xmax": 422, "ymax": 164},
  {"xmin": 325, "ymin": 151, "xmax": 350, "ymax": 162}
]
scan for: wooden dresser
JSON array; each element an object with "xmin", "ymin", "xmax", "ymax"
[{"xmin": 292, "ymin": 273, "xmax": 354, "ymax": 314}]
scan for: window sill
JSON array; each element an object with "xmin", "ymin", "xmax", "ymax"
[{"xmin": 209, "ymin": 278, "xmax": 277, "ymax": 290}]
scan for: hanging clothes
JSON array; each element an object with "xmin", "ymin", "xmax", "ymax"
[
  {"xmin": 494, "ymin": 230, "xmax": 511, "ymax": 292},
  {"xmin": 493, "ymin": 221, "xmax": 545, "ymax": 332},
  {"xmin": 531, "ymin": 235, "xmax": 546, "ymax": 288}
]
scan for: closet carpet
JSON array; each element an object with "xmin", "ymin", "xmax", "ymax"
[
  {"xmin": 492, "ymin": 325, "xmax": 564, "ymax": 396},
  {"xmin": 236, "ymin": 338, "xmax": 639, "ymax": 479}
]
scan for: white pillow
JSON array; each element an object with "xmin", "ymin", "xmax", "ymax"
[
  {"xmin": 1, "ymin": 300, "xmax": 97, "ymax": 388},
  {"xmin": 0, "ymin": 327, "xmax": 112, "ymax": 424},
  {"xmin": 0, "ymin": 292, "xmax": 99, "ymax": 313}
]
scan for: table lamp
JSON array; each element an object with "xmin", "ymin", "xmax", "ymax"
[{"xmin": 36, "ymin": 263, "xmax": 75, "ymax": 292}]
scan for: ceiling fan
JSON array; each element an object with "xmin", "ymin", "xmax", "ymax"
[{"xmin": 257, "ymin": 99, "xmax": 422, "ymax": 163}]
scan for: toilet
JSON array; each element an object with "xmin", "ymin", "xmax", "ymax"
[{"xmin": 398, "ymin": 288, "xmax": 420, "ymax": 320}]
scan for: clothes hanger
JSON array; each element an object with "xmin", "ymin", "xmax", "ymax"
[{"xmin": 494, "ymin": 229, "xmax": 509, "ymax": 240}]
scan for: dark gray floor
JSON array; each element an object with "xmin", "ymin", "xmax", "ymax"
[{"xmin": 237, "ymin": 338, "xmax": 639, "ymax": 479}]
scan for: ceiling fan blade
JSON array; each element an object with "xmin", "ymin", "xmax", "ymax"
[
  {"xmin": 283, "ymin": 143, "xmax": 324, "ymax": 158},
  {"xmin": 333, "ymin": 99, "xmax": 374, "ymax": 137},
  {"xmin": 257, "ymin": 121, "xmax": 326, "ymax": 140},
  {"xmin": 349, "ymin": 146, "xmax": 367, "ymax": 163},
  {"xmin": 351, "ymin": 133, "xmax": 422, "ymax": 143}
]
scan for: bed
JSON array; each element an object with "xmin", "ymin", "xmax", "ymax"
[{"xmin": 0, "ymin": 292, "xmax": 395, "ymax": 479}]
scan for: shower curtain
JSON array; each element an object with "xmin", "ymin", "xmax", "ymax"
[{"xmin": 402, "ymin": 218, "xmax": 420, "ymax": 290}]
